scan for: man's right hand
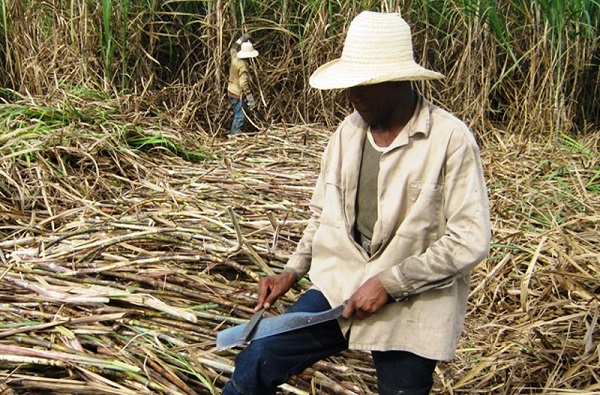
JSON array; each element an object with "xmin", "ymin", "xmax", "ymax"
[
  {"xmin": 343, "ymin": 276, "xmax": 390, "ymax": 320},
  {"xmin": 255, "ymin": 272, "xmax": 297, "ymax": 311}
]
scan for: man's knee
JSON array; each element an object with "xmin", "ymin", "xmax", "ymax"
[{"xmin": 373, "ymin": 350, "xmax": 436, "ymax": 394}]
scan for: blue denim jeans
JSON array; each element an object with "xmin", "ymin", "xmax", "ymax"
[
  {"xmin": 222, "ymin": 290, "xmax": 437, "ymax": 395},
  {"xmin": 229, "ymin": 97, "xmax": 245, "ymax": 135}
]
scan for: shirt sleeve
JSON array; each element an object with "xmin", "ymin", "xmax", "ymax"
[
  {"xmin": 238, "ymin": 61, "xmax": 251, "ymax": 95},
  {"xmin": 283, "ymin": 133, "xmax": 338, "ymax": 278}
]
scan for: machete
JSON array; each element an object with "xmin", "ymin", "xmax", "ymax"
[
  {"xmin": 241, "ymin": 103, "xmax": 270, "ymax": 131},
  {"xmin": 237, "ymin": 307, "xmax": 265, "ymax": 342},
  {"xmin": 216, "ymin": 303, "xmax": 345, "ymax": 349}
]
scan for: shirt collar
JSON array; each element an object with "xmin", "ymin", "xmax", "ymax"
[
  {"xmin": 407, "ymin": 94, "xmax": 431, "ymax": 138},
  {"xmin": 381, "ymin": 94, "xmax": 430, "ymax": 150}
]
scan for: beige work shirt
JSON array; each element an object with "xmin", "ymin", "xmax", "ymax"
[
  {"xmin": 227, "ymin": 54, "xmax": 251, "ymax": 98},
  {"xmin": 284, "ymin": 96, "xmax": 491, "ymax": 360}
]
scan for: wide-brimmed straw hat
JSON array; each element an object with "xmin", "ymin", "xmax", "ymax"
[
  {"xmin": 309, "ymin": 11, "xmax": 444, "ymax": 90},
  {"xmin": 237, "ymin": 42, "xmax": 259, "ymax": 59}
]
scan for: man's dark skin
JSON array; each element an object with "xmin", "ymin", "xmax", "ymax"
[{"xmin": 255, "ymin": 81, "xmax": 418, "ymax": 320}]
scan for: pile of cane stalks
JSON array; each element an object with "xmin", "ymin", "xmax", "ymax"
[{"xmin": 0, "ymin": 102, "xmax": 598, "ymax": 394}]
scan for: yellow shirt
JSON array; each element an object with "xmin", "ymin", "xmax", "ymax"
[{"xmin": 227, "ymin": 53, "xmax": 250, "ymax": 98}]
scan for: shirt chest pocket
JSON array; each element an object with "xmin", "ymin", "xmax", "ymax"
[
  {"xmin": 409, "ymin": 181, "xmax": 441, "ymax": 200},
  {"xmin": 403, "ymin": 181, "xmax": 443, "ymax": 237}
]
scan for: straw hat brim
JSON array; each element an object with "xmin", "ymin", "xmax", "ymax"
[
  {"xmin": 237, "ymin": 50, "xmax": 258, "ymax": 59},
  {"xmin": 309, "ymin": 58, "xmax": 445, "ymax": 90}
]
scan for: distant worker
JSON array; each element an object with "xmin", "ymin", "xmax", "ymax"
[{"xmin": 227, "ymin": 37, "xmax": 258, "ymax": 136}]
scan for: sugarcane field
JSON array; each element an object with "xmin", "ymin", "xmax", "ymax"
[{"xmin": 0, "ymin": 1, "xmax": 599, "ymax": 394}]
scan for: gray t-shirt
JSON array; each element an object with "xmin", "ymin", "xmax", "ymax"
[{"xmin": 355, "ymin": 134, "xmax": 381, "ymax": 242}]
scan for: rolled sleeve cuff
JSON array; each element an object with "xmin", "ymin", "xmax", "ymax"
[{"xmin": 377, "ymin": 268, "xmax": 412, "ymax": 301}]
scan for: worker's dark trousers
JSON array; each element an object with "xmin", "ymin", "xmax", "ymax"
[
  {"xmin": 222, "ymin": 289, "xmax": 437, "ymax": 395},
  {"xmin": 228, "ymin": 97, "xmax": 245, "ymax": 135}
]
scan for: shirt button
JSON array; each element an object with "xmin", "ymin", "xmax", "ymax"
[{"xmin": 365, "ymin": 263, "xmax": 371, "ymax": 268}]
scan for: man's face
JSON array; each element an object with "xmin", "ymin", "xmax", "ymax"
[{"xmin": 346, "ymin": 82, "xmax": 402, "ymax": 126}]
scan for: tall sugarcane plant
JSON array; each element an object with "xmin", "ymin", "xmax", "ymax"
[{"xmin": 0, "ymin": 0, "xmax": 597, "ymax": 137}]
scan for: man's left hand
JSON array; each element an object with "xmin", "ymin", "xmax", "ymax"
[
  {"xmin": 343, "ymin": 276, "xmax": 390, "ymax": 320},
  {"xmin": 245, "ymin": 94, "xmax": 256, "ymax": 110}
]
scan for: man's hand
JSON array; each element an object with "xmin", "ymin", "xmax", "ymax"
[
  {"xmin": 343, "ymin": 276, "xmax": 390, "ymax": 320},
  {"xmin": 245, "ymin": 93, "xmax": 256, "ymax": 110},
  {"xmin": 235, "ymin": 34, "xmax": 251, "ymax": 46},
  {"xmin": 255, "ymin": 272, "xmax": 297, "ymax": 311}
]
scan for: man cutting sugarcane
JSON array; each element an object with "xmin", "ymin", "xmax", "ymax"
[
  {"xmin": 223, "ymin": 11, "xmax": 491, "ymax": 395},
  {"xmin": 227, "ymin": 35, "xmax": 258, "ymax": 136}
]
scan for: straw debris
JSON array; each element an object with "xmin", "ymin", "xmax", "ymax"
[{"xmin": 0, "ymin": 94, "xmax": 599, "ymax": 394}]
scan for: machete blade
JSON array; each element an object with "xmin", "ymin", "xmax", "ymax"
[
  {"xmin": 216, "ymin": 304, "xmax": 344, "ymax": 349},
  {"xmin": 237, "ymin": 307, "xmax": 265, "ymax": 342}
]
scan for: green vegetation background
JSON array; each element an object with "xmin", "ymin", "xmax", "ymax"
[{"xmin": 0, "ymin": 0, "xmax": 598, "ymax": 138}]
